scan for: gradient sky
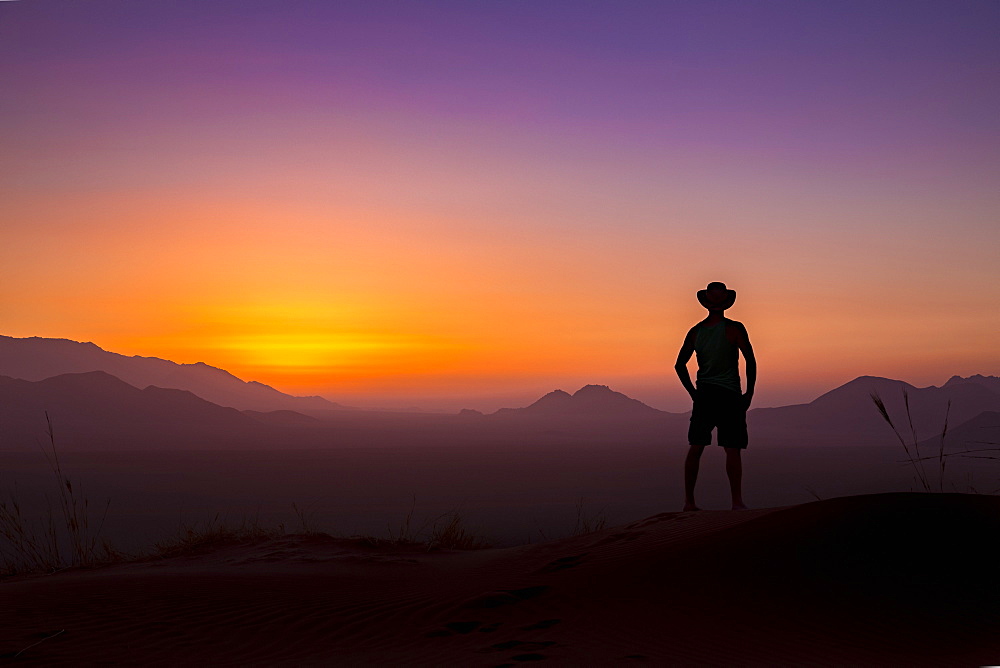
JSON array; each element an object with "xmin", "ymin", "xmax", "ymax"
[{"xmin": 3, "ymin": 0, "xmax": 998, "ymax": 412}]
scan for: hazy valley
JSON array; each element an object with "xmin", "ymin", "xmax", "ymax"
[{"xmin": 1, "ymin": 336, "xmax": 997, "ymax": 549}]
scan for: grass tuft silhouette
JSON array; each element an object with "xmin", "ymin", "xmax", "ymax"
[
  {"xmin": 1, "ymin": 413, "xmax": 120, "ymax": 576},
  {"xmin": 872, "ymin": 389, "xmax": 1000, "ymax": 492},
  {"xmin": 154, "ymin": 513, "xmax": 280, "ymax": 558}
]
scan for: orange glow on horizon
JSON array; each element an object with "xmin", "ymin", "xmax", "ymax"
[
  {"xmin": 4, "ymin": 1, "xmax": 999, "ymax": 411},
  {"xmin": 3, "ymin": 182, "xmax": 997, "ymax": 411},
  {"xmin": 3, "ymin": 109, "xmax": 997, "ymax": 412}
]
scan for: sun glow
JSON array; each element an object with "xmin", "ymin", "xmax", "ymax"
[
  {"xmin": 134, "ymin": 297, "xmax": 467, "ymax": 385},
  {"xmin": 212, "ymin": 333, "xmax": 406, "ymax": 368},
  {"xmin": 4, "ymin": 1, "xmax": 999, "ymax": 410}
]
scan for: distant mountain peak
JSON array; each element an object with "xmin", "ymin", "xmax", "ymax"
[
  {"xmin": 522, "ymin": 389, "xmax": 574, "ymax": 412},
  {"xmin": 943, "ymin": 374, "xmax": 1000, "ymax": 395},
  {"xmin": 946, "ymin": 374, "xmax": 999, "ymax": 384},
  {"xmin": 573, "ymin": 384, "xmax": 613, "ymax": 396},
  {"xmin": 39, "ymin": 369, "xmax": 130, "ymax": 388},
  {"xmin": 505, "ymin": 384, "xmax": 661, "ymax": 416},
  {"xmin": 811, "ymin": 376, "xmax": 914, "ymax": 405}
]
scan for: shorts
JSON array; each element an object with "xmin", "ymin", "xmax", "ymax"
[{"xmin": 688, "ymin": 383, "xmax": 748, "ymax": 449}]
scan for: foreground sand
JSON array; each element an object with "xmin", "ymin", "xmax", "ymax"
[{"xmin": 3, "ymin": 492, "xmax": 998, "ymax": 666}]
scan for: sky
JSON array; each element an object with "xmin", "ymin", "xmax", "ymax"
[{"xmin": 2, "ymin": 0, "xmax": 998, "ymax": 412}]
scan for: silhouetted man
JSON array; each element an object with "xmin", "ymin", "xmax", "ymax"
[{"xmin": 675, "ymin": 281, "xmax": 756, "ymax": 511}]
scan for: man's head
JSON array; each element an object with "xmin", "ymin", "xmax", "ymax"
[{"xmin": 697, "ymin": 281, "xmax": 736, "ymax": 311}]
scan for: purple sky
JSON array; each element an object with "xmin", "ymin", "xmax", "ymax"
[{"xmin": 2, "ymin": 1, "xmax": 998, "ymax": 411}]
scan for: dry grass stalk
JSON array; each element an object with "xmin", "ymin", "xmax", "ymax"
[
  {"xmin": 427, "ymin": 512, "xmax": 490, "ymax": 550},
  {"xmin": 290, "ymin": 501, "xmax": 322, "ymax": 535},
  {"xmin": 155, "ymin": 513, "xmax": 279, "ymax": 558},
  {"xmin": 13, "ymin": 629, "xmax": 65, "ymax": 659},
  {"xmin": 1, "ymin": 413, "xmax": 117, "ymax": 576},
  {"xmin": 873, "ymin": 391, "xmax": 1000, "ymax": 493},
  {"xmin": 40, "ymin": 413, "xmax": 113, "ymax": 566},
  {"xmin": 871, "ymin": 390, "xmax": 932, "ymax": 492},
  {"xmin": 0, "ymin": 492, "xmax": 60, "ymax": 574},
  {"xmin": 938, "ymin": 399, "xmax": 950, "ymax": 492},
  {"xmin": 573, "ymin": 497, "xmax": 607, "ymax": 536},
  {"xmin": 385, "ymin": 494, "xmax": 420, "ymax": 545}
]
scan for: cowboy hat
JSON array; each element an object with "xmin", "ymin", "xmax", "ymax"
[{"xmin": 697, "ymin": 281, "xmax": 736, "ymax": 310}]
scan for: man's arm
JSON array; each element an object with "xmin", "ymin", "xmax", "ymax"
[
  {"xmin": 674, "ymin": 327, "xmax": 698, "ymax": 400},
  {"xmin": 737, "ymin": 324, "xmax": 756, "ymax": 409}
]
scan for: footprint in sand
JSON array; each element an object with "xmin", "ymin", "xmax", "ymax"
[
  {"xmin": 445, "ymin": 621, "xmax": 482, "ymax": 634},
  {"xmin": 425, "ymin": 620, "xmax": 503, "ymax": 638},
  {"xmin": 424, "ymin": 622, "xmax": 475, "ymax": 638},
  {"xmin": 480, "ymin": 639, "xmax": 556, "ymax": 662},
  {"xmin": 484, "ymin": 640, "xmax": 556, "ymax": 652},
  {"xmin": 628, "ymin": 512, "xmax": 689, "ymax": 529},
  {"xmin": 424, "ymin": 629, "xmax": 454, "ymax": 638},
  {"xmin": 462, "ymin": 585, "xmax": 549, "ymax": 609},
  {"xmin": 537, "ymin": 553, "xmax": 588, "ymax": 573},
  {"xmin": 591, "ymin": 530, "xmax": 644, "ymax": 547}
]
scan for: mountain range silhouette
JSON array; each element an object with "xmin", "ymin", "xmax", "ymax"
[
  {"xmin": 0, "ymin": 335, "xmax": 997, "ymax": 452},
  {"xmin": 0, "ymin": 371, "xmax": 280, "ymax": 451},
  {"xmin": 0, "ymin": 335, "xmax": 340, "ymax": 412},
  {"xmin": 497, "ymin": 384, "xmax": 663, "ymax": 417}
]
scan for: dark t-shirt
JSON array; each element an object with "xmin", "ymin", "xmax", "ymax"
[{"xmin": 694, "ymin": 319, "xmax": 741, "ymax": 393}]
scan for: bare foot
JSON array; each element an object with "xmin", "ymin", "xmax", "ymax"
[
  {"xmin": 731, "ymin": 502, "xmax": 749, "ymax": 511},
  {"xmin": 682, "ymin": 502, "xmax": 701, "ymax": 512}
]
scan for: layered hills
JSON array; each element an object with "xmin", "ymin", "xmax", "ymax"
[
  {"xmin": 497, "ymin": 384, "xmax": 663, "ymax": 417},
  {"xmin": 0, "ymin": 335, "xmax": 997, "ymax": 453},
  {"xmin": 0, "ymin": 371, "xmax": 304, "ymax": 451},
  {"xmin": 0, "ymin": 335, "xmax": 340, "ymax": 413},
  {"xmin": 749, "ymin": 374, "xmax": 1000, "ymax": 446}
]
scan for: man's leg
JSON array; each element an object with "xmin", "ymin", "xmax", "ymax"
[
  {"xmin": 683, "ymin": 444, "xmax": 706, "ymax": 511},
  {"xmin": 724, "ymin": 447, "xmax": 747, "ymax": 510}
]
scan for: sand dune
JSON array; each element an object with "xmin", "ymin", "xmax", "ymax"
[{"xmin": 3, "ymin": 493, "xmax": 998, "ymax": 666}]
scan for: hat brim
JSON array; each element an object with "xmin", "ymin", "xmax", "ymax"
[{"xmin": 697, "ymin": 289, "xmax": 736, "ymax": 310}]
